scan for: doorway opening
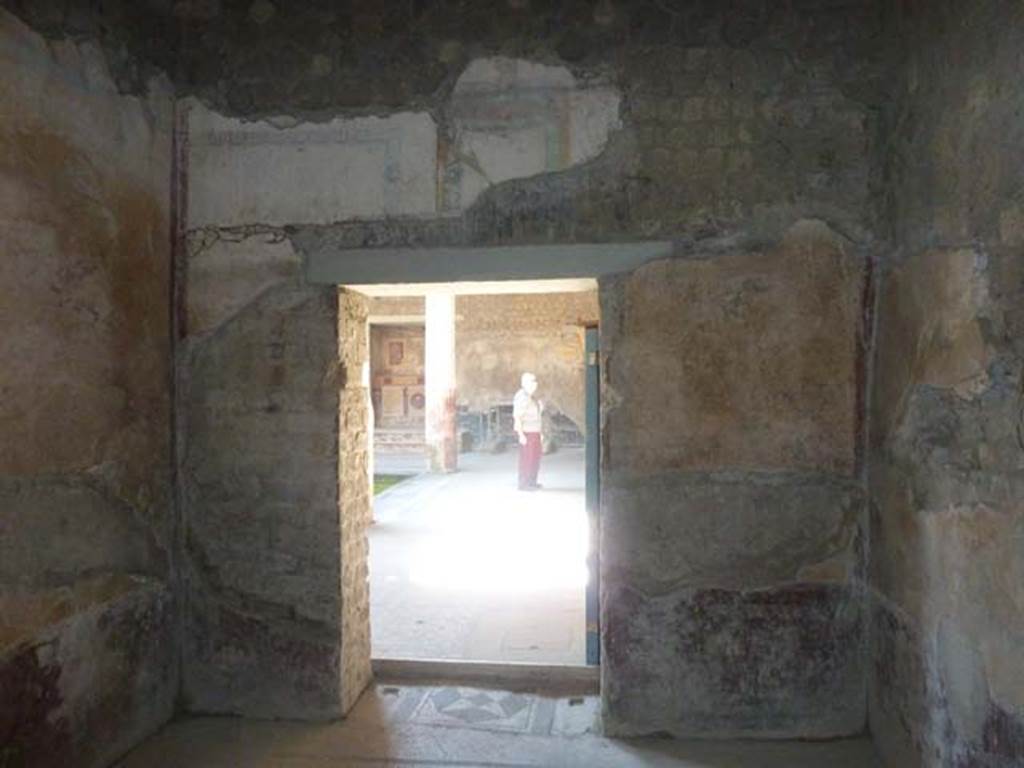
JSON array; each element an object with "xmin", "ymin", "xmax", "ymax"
[{"xmin": 358, "ymin": 281, "xmax": 600, "ymax": 670}]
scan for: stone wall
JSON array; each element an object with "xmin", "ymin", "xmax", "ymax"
[
  {"xmin": 175, "ymin": 0, "xmax": 884, "ymax": 739},
  {"xmin": 11, "ymin": 0, "xmax": 1023, "ymax": 759},
  {"xmin": 1, "ymin": 0, "xmax": 892, "ymax": 746},
  {"xmin": 869, "ymin": 1, "xmax": 1024, "ymax": 765},
  {"xmin": 456, "ymin": 293, "xmax": 598, "ymax": 432},
  {"xmin": 600, "ymin": 220, "xmax": 871, "ymax": 738},
  {"xmin": 180, "ymin": 236, "xmax": 373, "ymax": 716},
  {"xmin": 156, "ymin": 0, "xmax": 884, "ymax": 248},
  {"xmin": 338, "ymin": 291, "xmax": 373, "ymax": 713},
  {"xmin": 179, "ymin": 66, "xmax": 375, "ymax": 716},
  {"xmin": 369, "ymin": 293, "xmax": 597, "ymax": 432},
  {"xmin": 0, "ymin": 10, "xmax": 176, "ymax": 767}
]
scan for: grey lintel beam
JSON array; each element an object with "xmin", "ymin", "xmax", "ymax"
[{"xmin": 304, "ymin": 242, "xmax": 674, "ymax": 285}]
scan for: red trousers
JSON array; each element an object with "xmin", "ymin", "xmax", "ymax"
[{"xmin": 518, "ymin": 432, "xmax": 542, "ymax": 488}]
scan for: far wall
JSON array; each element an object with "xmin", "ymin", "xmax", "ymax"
[
  {"xmin": 369, "ymin": 292, "xmax": 599, "ymax": 434},
  {"xmin": 457, "ymin": 292, "xmax": 598, "ymax": 433},
  {"xmin": 370, "ymin": 324, "xmax": 425, "ymax": 429}
]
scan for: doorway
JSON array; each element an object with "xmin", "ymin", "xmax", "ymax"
[{"xmin": 359, "ymin": 284, "xmax": 600, "ymax": 669}]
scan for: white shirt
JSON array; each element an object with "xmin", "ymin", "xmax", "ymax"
[{"xmin": 513, "ymin": 389, "xmax": 543, "ymax": 433}]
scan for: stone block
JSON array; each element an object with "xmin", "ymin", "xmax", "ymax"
[
  {"xmin": 602, "ymin": 220, "xmax": 865, "ymax": 476},
  {"xmin": 602, "ymin": 583, "xmax": 865, "ymax": 739},
  {"xmin": 339, "ymin": 289, "xmax": 373, "ymax": 714},
  {"xmin": 0, "ymin": 479, "xmax": 165, "ymax": 587},
  {"xmin": 602, "ymin": 473, "xmax": 864, "ymax": 593},
  {"xmin": 184, "ymin": 591, "xmax": 341, "ymax": 720},
  {"xmin": 872, "ymin": 248, "xmax": 994, "ymax": 445},
  {"xmin": 870, "ymin": 596, "xmax": 1024, "ymax": 767},
  {"xmin": 186, "ymin": 231, "xmax": 302, "ymax": 337},
  {"xmin": 0, "ymin": 578, "xmax": 176, "ymax": 768},
  {"xmin": 182, "ymin": 283, "xmax": 347, "ymax": 716}
]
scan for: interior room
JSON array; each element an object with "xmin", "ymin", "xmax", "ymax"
[{"xmin": 1, "ymin": 1, "xmax": 1022, "ymax": 767}]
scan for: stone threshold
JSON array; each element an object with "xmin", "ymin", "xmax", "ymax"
[{"xmin": 372, "ymin": 657, "xmax": 599, "ymax": 695}]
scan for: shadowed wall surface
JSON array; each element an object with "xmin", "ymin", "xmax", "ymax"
[
  {"xmin": 0, "ymin": 11, "xmax": 176, "ymax": 768},
  {"xmin": 868, "ymin": 1, "xmax": 1024, "ymax": 765},
  {"xmin": 600, "ymin": 220, "xmax": 870, "ymax": 737}
]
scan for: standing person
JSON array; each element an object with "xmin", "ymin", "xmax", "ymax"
[{"xmin": 513, "ymin": 372, "xmax": 544, "ymax": 490}]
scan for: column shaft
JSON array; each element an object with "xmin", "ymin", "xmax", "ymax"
[{"xmin": 424, "ymin": 293, "xmax": 457, "ymax": 472}]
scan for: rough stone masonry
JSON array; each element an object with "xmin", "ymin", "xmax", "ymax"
[{"xmin": 0, "ymin": 1, "xmax": 1021, "ymax": 767}]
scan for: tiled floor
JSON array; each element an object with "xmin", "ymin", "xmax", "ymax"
[
  {"xmin": 117, "ymin": 681, "xmax": 883, "ymax": 767},
  {"xmin": 369, "ymin": 448, "xmax": 588, "ymax": 664}
]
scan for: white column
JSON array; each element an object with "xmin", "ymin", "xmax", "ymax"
[{"xmin": 424, "ymin": 292, "xmax": 457, "ymax": 472}]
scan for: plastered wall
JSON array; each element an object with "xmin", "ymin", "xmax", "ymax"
[
  {"xmin": 868, "ymin": 1, "xmax": 1024, "ymax": 765},
  {"xmin": 600, "ymin": 220, "xmax": 871, "ymax": 737},
  {"xmin": 369, "ymin": 293, "xmax": 598, "ymax": 433},
  {"xmin": 180, "ymin": 217, "xmax": 376, "ymax": 717},
  {"xmin": 0, "ymin": 10, "xmax": 176, "ymax": 766},
  {"xmin": 173, "ymin": 0, "xmax": 884, "ymax": 740},
  {"xmin": 455, "ymin": 293, "xmax": 598, "ymax": 432},
  {"xmin": 1, "ymin": 0, "xmax": 898, "ymax": 752},
  {"xmin": 181, "ymin": 280, "xmax": 352, "ymax": 717},
  {"xmin": 8, "ymin": 1, "xmax": 1023, "ymax": 762}
]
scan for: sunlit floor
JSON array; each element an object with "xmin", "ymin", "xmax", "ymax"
[
  {"xmin": 117, "ymin": 681, "xmax": 883, "ymax": 768},
  {"xmin": 369, "ymin": 448, "xmax": 587, "ymax": 664}
]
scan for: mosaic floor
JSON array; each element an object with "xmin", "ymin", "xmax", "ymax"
[
  {"xmin": 394, "ymin": 685, "xmax": 565, "ymax": 735},
  {"xmin": 117, "ymin": 681, "xmax": 883, "ymax": 768}
]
